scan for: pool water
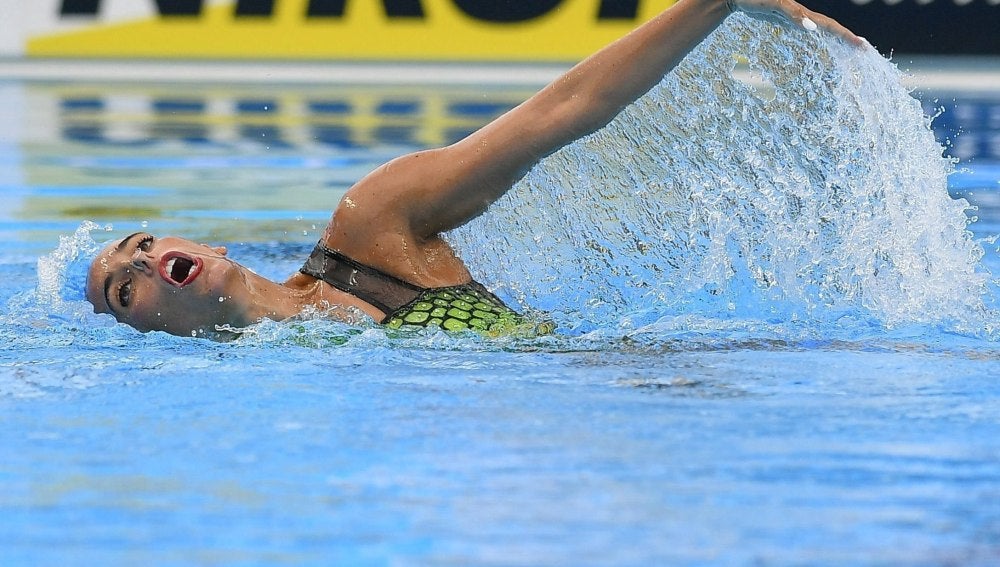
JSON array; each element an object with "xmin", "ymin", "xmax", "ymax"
[{"xmin": 3, "ymin": 18, "xmax": 1000, "ymax": 565}]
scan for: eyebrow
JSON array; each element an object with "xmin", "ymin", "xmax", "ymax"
[
  {"xmin": 117, "ymin": 232, "xmax": 142, "ymax": 253},
  {"xmin": 102, "ymin": 232, "xmax": 143, "ymax": 313}
]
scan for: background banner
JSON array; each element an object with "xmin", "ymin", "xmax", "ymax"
[
  {"xmin": 1, "ymin": 0, "xmax": 997, "ymax": 60},
  {"xmin": 800, "ymin": 0, "xmax": 999, "ymax": 56}
]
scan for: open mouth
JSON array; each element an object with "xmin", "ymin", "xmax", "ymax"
[{"xmin": 159, "ymin": 252, "xmax": 203, "ymax": 288}]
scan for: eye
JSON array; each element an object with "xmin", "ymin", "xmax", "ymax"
[
  {"xmin": 117, "ymin": 278, "xmax": 133, "ymax": 308},
  {"xmin": 137, "ymin": 234, "xmax": 154, "ymax": 252}
]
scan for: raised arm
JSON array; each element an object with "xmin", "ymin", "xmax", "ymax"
[{"xmin": 338, "ymin": 0, "xmax": 861, "ymax": 244}]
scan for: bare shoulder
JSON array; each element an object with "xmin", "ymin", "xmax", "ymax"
[
  {"xmin": 338, "ymin": 148, "xmax": 447, "ymax": 223},
  {"xmin": 320, "ymin": 148, "xmax": 472, "ymax": 286},
  {"xmin": 327, "ymin": 153, "xmax": 409, "ymax": 238}
]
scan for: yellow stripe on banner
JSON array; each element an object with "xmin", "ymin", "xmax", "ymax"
[{"xmin": 27, "ymin": 0, "xmax": 678, "ymax": 61}]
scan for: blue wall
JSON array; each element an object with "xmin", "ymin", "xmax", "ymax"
[{"xmin": 802, "ymin": 0, "xmax": 999, "ymax": 55}]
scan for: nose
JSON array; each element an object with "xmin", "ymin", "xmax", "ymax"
[{"xmin": 130, "ymin": 252, "xmax": 155, "ymax": 274}]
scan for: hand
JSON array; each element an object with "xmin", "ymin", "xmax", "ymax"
[{"xmin": 728, "ymin": 0, "xmax": 865, "ymax": 46}]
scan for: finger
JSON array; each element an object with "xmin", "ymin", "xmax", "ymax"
[
  {"xmin": 733, "ymin": 0, "xmax": 866, "ymax": 48},
  {"xmin": 802, "ymin": 9, "xmax": 865, "ymax": 46}
]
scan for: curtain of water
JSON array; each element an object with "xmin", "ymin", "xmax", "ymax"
[{"xmin": 450, "ymin": 16, "xmax": 995, "ymax": 339}]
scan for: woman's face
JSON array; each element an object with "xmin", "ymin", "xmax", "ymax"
[{"xmin": 86, "ymin": 232, "xmax": 254, "ymax": 337}]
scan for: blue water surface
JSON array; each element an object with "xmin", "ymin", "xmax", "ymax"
[{"xmin": 2, "ymin": 19, "xmax": 1000, "ymax": 567}]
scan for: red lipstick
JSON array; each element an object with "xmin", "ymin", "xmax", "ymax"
[{"xmin": 159, "ymin": 252, "xmax": 203, "ymax": 288}]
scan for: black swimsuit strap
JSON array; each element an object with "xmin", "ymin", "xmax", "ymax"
[{"xmin": 299, "ymin": 242, "xmax": 424, "ymax": 319}]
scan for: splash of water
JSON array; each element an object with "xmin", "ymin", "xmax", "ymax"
[
  {"xmin": 450, "ymin": 16, "xmax": 996, "ymax": 340},
  {"xmin": 1, "ymin": 221, "xmax": 121, "ymax": 356},
  {"xmin": 35, "ymin": 221, "xmax": 107, "ymax": 310}
]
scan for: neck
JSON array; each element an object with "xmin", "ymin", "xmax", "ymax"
[
  {"xmin": 235, "ymin": 269, "xmax": 321, "ymax": 324},
  {"xmin": 225, "ymin": 265, "xmax": 378, "ymax": 328}
]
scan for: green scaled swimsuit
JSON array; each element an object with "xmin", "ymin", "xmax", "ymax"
[
  {"xmin": 299, "ymin": 242, "xmax": 540, "ymax": 336},
  {"xmin": 383, "ymin": 283, "xmax": 522, "ymax": 333}
]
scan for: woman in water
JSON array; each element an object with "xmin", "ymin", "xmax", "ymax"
[{"xmin": 86, "ymin": 0, "xmax": 862, "ymax": 338}]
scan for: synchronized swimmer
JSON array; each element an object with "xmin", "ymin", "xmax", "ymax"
[{"xmin": 86, "ymin": 0, "xmax": 863, "ymax": 339}]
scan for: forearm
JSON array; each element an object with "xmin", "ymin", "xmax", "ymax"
[
  {"xmin": 533, "ymin": 0, "xmax": 730, "ymax": 145},
  {"xmin": 374, "ymin": 0, "xmax": 861, "ymax": 239},
  {"xmin": 396, "ymin": 0, "xmax": 732, "ymax": 236}
]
